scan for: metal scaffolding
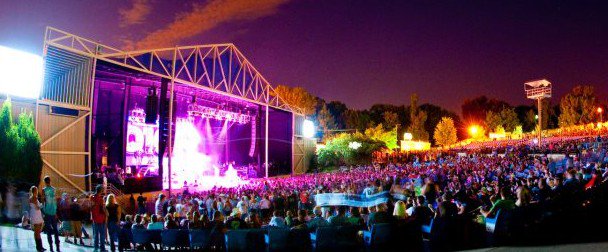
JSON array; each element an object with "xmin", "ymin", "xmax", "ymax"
[{"xmin": 38, "ymin": 27, "xmax": 306, "ymax": 194}]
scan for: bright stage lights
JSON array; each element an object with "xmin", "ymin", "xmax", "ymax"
[
  {"xmin": 302, "ymin": 119, "xmax": 315, "ymax": 138},
  {"xmin": 468, "ymin": 125, "xmax": 482, "ymax": 138},
  {"xmin": 348, "ymin": 141, "xmax": 362, "ymax": 150},
  {"xmin": 0, "ymin": 45, "xmax": 43, "ymax": 98},
  {"xmin": 403, "ymin": 132, "xmax": 413, "ymax": 141}
]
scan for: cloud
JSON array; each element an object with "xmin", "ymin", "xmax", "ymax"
[
  {"xmin": 119, "ymin": 0, "xmax": 152, "ymax": 28},
  {"xmin": 131, "ymin": 0, "xmax": 290, "ymax": 50}
]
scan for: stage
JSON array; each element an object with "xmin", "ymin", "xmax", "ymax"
[
  {"xmin": 92, "ymin": 58, "xmax": 294, "ymax": 193},
  {"xmin": 34, "ymin": 27, "xmax": 316, "ymax": 195}
]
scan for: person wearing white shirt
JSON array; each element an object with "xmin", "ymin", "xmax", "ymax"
[
  {"xmin": 259, "ymin": 196, "xmax": 271, "ymax": 219},
  {"xmin": 237, "ymin": 196, "xmax": 249, "ymax": 216}
]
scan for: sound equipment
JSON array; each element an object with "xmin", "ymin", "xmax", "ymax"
[{"xmin": 145, "ymin": 87, "xmax": 158, "ymax": 124}]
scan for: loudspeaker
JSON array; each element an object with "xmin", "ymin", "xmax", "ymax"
[{"xmin": 145, "ymin": 87, "xmax": 158, "ymax": 124}]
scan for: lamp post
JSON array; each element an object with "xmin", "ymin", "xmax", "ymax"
[
  {"xmin": 598, "ymin": 107, "xmax": 604, "ymax": 122},
  {"xmin": 525, "ymin": 79, "xmax": 552, "ymax": 146}
]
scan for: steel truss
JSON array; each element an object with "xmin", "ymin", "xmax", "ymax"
[
  {"xmin": 43, "ymin": 27, "xmax": 299, "ymax": 114},
  {"xmin": 39, "ymin": 27, "xmax": 305, "ymax": 194}
]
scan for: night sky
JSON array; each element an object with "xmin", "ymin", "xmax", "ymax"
[{"xmin": 1, "ymin": 0, "xmax": 607, "ymax": 113}]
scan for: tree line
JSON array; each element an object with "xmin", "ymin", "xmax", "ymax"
[
  {"xmin": 0, "ymin": 97, "xmax": 43, "ymax": 186},
  {"xmin": 274, "ymin": 84, "xmax": 606, "ymax": 148}
]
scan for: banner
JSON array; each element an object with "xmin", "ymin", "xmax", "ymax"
[{"xmin": 314, "ymin": 191, "xmax": 391, "ymax": 208}]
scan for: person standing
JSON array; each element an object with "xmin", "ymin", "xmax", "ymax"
[
  {"xmin": 155, "ymin": 193, "xmax": 165, "ymax": 217},
  {"xmin": 91, "ymin": 185, "xmax": 108, "ymax": 251},
  {"xmin": 106, "ymin": 194, "xmax": 121, "ymax": 252},
  {"xmin": 69, "ymin": 197, "xmax": 84, "ymax": 245},
  {"xmin": 136, "ymin": 193, "xmax": 146, "ymax": 214},
  {"xmin": 57, "ymin": 193, "xmax": 72, "ymax": 242},
  {"xmin": 128, "ymin": 194, "xmax": 135, "ymax": 215},
  {"xmin": 42, "ymin": 176, "xmax": 60, "ymax": 252},
  {"xmin": 30, "ymin": 186, "xmax": 46, "ymax": 252}
]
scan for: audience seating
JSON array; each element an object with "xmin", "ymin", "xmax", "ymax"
[
  {"xmin": 131, "ymin": 229, "xmax": 161, "ymax": 250},
  {"xmin": 335, "ymin": 225, "xmax": 359, "ymax": 249},
  {"xmin": 117, "ymin": 227, "xmax": 133, "ymax": 252},
  {"xmin": 161, "ymin": 229, "xmax": 190, "ymax": 250},
  {"xmin": 189, "ymin": 229, "xmax": 211, "ymax": 249},
  {"xmin": 421, "ymin": 218, "xmax": 434, "ymax": 236},
  {"xmin": 265, "ymin": 228, "xmax": 290, "ymax": 251},
  {"xmin": 363, "ymin": 223, "xmax": 391, "ymax": 249},
  {"xmin": 288, "ymin": 228, "xmax": 312, "ymax": 251},
  {"xmin": 225, "ymin": 229, "xmax": 265, "ymax": 252},
  {"xmin": 485, "ymin": 209, "xmax": 502, "ymax": 234},
  {"xmin": 485, "ymin": 209, "xmax": 514, "ymax": 246},
  {"xmin": 310, "ymin": 226, "xmax": 338, "ymax": 251}
]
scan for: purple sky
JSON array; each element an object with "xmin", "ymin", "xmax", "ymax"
[{"xmin": 1, "ymin": 0, "xmax": 607, "ymax": 113}]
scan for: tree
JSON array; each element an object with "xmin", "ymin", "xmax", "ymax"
[
  {"xmin": 433, "ymin": 117, "xmax": 458, "ymax": 147},
  {"xmin": 558, "ymin": 85, "xmax": 597, "ymax": 127},
  {"xmin": 0, "ymin": 98, "xmax": 13, "ymax": 179},
  {"xmin": 326, "ymin": 101, "xmax": 348, "ymax": 129},
  {"xmin": 407, "ymin": 94, "xmax": 429, "ymax": 141},
  {"xmin": 272, "ymin": 85, "xmax": 317, "ymax": 116},
  {"xmin": 0, "ymin": 98, "xmax": 11, "ymax": 146},
  {"xmin": 494, "ymin": 125, "xmax": 506, "ymax": 135},
  {"xmin": 512, "ymin": 125, "xmax": 523, "ymax": 138},
  {"xmin": 344, "ymin": 109, "xmax": 371, "ymax": 132},
  {"xmin": 382, "ymin": 111, "xmax": 399, "ymax": 130},
  {"xmin": 485, "ymin": 107, "xmax": 519, "ymax": 132},
  {"xmin": 462, "ymin": 96, "xmax": 511, "ymax": 123},
  {"xmin": 316, "ymin": 103, "xmax": 336, "ymax": 140},
  {"xmin": 515, "ymin": 105, "xmax": 536, "ymax": 132},
  {"xmin": 419, "ymin": 103, "xmax": 460, "ymax": 145},
  {"xmin": 15, "ymin": 113, "xmax": 42, "ymax": 183},
  {"xmin": 317, "ymin": 132, "xmax": 385, "ymax": 167},
  {"xmin": 364, "ymin": 124, "xmax": 398, "ymax": 150},
  {"xmin": 0, "ymin": 98, "xmax": 43, "ymax": 184}
]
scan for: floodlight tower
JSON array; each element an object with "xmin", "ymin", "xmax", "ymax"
[{"xmin": 524, "ymin": 79, "xmax": 552, "ymax": 145}]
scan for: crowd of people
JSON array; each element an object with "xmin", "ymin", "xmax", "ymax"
[{"xmin": 25, "ymin": 134, "xmax": 608, "ymax": 251}]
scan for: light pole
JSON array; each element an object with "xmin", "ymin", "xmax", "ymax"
[
  {"xmin": 598, "ymin": 107, "xmax": 604, "ymax": 123},
  {"xmin": 525, "ymin": 79, "xmax": 552, "ymax": 146}
]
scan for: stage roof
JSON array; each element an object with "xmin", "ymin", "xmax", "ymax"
[{"xmin": 41, "ymin": 27, "xmax": 299, "ymax": 114}]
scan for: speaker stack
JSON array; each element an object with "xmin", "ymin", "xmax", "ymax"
[{"xmin": 145, "ymin": 87, "xmax": 158, "ymax": 124}]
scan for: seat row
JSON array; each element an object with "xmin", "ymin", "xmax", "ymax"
[{"xmin": 122, "ymin": 224, "xmax": 394, "ymax": 251}]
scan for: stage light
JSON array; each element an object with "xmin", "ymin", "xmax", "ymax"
[
  {"xmin": 0, "ymin": 45, "xmax": 43, "ymax": 98},
  {"xmin": 468, "ymin": 125, "xmax": 481, "ymax": 138},
  {"xmin": 403, "ymin": 132, "xmax": 413, "ymax": 140},
  {"xmin": 302, "ymin": 120, "xmax": 315, "ymax": 138}
]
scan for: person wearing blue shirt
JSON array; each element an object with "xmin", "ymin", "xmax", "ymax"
[
  {"xmin": 307, "ymin": 206, "xmax": 329, "ymax": 231},
  {"xmin": 42, "ymin": 176, "xmax": 60, "ymax": 252},
  {"xmin": 327, "ymin": 207, "xmax": 349, "ymax": 226}
]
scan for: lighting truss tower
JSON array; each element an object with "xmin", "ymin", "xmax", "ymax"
[{"xmin": 524, "ymin": 79, "xmax": 552, "ymax": 145}]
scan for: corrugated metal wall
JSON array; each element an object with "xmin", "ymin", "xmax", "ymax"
[
  {"xmin": 35, "ymin": 44, "xmax": 94, "ymax": 195},
  {"xmin": 42, "ymin": 46, "xmax": 93, "ymax": 108},
  {"xmin": 37, "ymin": 104, "xmax": 87, "ymax": 195}
]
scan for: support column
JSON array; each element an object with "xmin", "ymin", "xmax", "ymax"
[
  {"xmin": 168, "ymin": 49, "xmax": 177, "ymax": 196},
  {"xmin": 291, "ymin": 114, "xmax": 295, "ymax": 175},
  {"xmin": 265, "ymin": 105, "xmax": 269, "ymax": 178},
  {"xmin": 225, "ymin": 122, "xmax": 230, "ymax": 163},
  {"xmin": 537, "ymin": 98, "xmax": 542, "ymax": 146},
  {"xmin": 87, "ymin": 57, "xmax": 97, "ymax": 191}
]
